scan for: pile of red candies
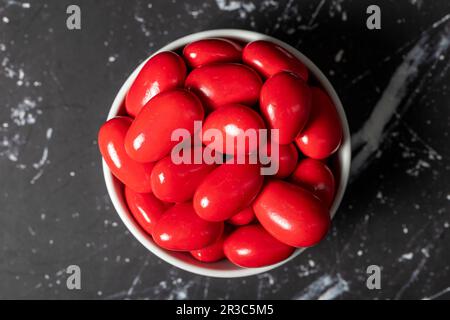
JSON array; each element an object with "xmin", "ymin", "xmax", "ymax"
[{"xmin": 98, "ymin": 38, "xmax": 343, "ymax": 268}]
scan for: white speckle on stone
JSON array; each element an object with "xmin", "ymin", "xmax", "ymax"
[
  {"xmin": 406, "ymin": 159, "xmax": 431, "ymax": 177},
  {"xmin": 215, "ymin": 0, "xmax": 255, "ymax": 18},
  {"xmin": 28, "ymin": 226, "xmax": 36, "ymax": 236},
  {"xmin": 399, "ymin": 252, "xmax": 414, "ymax": 261},
  {"xmin": 10, "ymin": 97, "xmax": 38, "ymax": 126},
  {"xmin": 32, "ymin": 147, "xmax": 48, "ymax": 170},
  {"xmin": 1, "ymin": 133, "xmax": 25, "ymax": 162},
  {"xmin": 46, "ymin": 128, "xmax": 53, "ymax": 140},
  {"xmin": 410, "ymin": 0, "xmax": 423, "ymax": 9},
  {"xmin": 69, "ymin": 171, "xmax": 75, "ymax": 177},
  {"xmin": 334, "ymin": 49, "xmax": 344, "ymax": 62},
  {"xmin": 376, "ymin": 191, "xmax": 386, "ymax": 204},
  {"xmin": 357, "ymin": 250, "xmax": 363, "ymax": 256},
  {"xmin": 3, "ymin": 17, "xmax": 10, "ymax": 24}
]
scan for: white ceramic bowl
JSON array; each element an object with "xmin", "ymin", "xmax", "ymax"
[{"xmin": 103, "ymin": 29, "xmax": 351, "ymax": 278}]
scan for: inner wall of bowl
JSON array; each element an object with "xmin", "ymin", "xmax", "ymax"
[{"xmin": 104, "ymin": 29, "xmax": 351, "ymax": 278}]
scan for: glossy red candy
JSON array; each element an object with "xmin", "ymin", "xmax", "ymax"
[
  {"xmin": 150, "ymin": 148, "xmax": 216, "ymax": 203},
  {"xmin": 190, "ymin": 232, "xmax": 226, "ymax": 263},
  {"xmin": 202, "ymin": 104, "xmax": 266, "ymax": 155},
  {"xmin": 153, "ymin": 202, "xmax": 223, "ymax": 251},
  {"xmin": 125, "ymin": 51, "xmax": 186, "ymax": 117},
  {"xmin": 124, "ymin": 186, "xmax": 167, "ymax": 235},
  {"xmin": 260, "ymin": 72, "xmax": 311, "ymax": 145},
  {"xmin": 253, "ymin": 180, "xmax": 330, "ymax": 247},
  {"xmin": 290, "ymin": 158, "xmax": 335, "ymax": 208},
  {"xmin": 125, "ymin": 89, "xmax": 204, "ymax": 163},
  {"xmin": 185, "ymin": 63, "xmax": 262, "ymax": 111},
  {"xmin": 98, "ymin": 117, "xmax": 154, "ymax": 193},
  {"xmin": 228, "ymin": 206, "xmax": 255, "ymax": 226},
  {"xmin": 243, "ymin": 40, "xmax": 308, "ymax": 80},
  {"xmin": 295, "ymin": 87, "xmax": 343, "ymax": 159},
  {"xmin": 193, "ymin": 163, "xmax": 264, "ymax": 222},
  {"xmin": 183, "ymin": 38, "xmax": 242, "ymax": 68},
  {"xmin": 262, "ymin": 142, "xmax": 298, "ymax": 178},
  {"xmin": 223, "ymin": 225, "xmax": 295, "ymax": 268}
]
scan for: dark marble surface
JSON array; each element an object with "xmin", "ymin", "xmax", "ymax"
[{"xmin": 0, "ymin": 0, "xmax": 449, "ymax": 299}]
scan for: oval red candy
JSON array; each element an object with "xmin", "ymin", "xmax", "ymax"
[
  {"xmin": 223, "ymin": 225, "xmax": 295, "ymax": 268},
  {"xmin": 253, "ymin": 180, "xmax": 330, "ymax": 247},
  {"xmin": 185, "ymin": 63, "xmax": 262, "ymax": 111},
  {"xmin": 124, "ymin": 186, "xmax": 167, "ymax": 235},
  {"xmin": 125, "ymin": 89, "xmax": 204, "ymax": 163},
  {"xmin": 243, "ymin": 40, "xmax": 308, "ymax": 80},
  {"xmin": 202, "ymin": 104, "xmax": 266, "ymax": 155},
  {"xmin": 295, "ymin": 87, "xmax": 343, "ymax": 159},
  {"xmin": 98, "ymin": 117, "xmax": 154, "ymax": 193},
  {"xmin": 190, "ymin": 232, "xmax": 227, "ymax": 263},
  {"xmin": 125, "ymin": 51, "xmax": 186, "ymax": 117},
  {"xmin": 261, "ymin": 142, "xmax": 299, "ymax": 178},
  {"xmin": 150, "ymin": 149, "xmax": 216, "ymax": 203},
  {"xmin": 183, "ymin": 38, "xmax": 242, "ymax": 68},
  {"xmin": 193, "ymin": 163, "xmax": 264, "ymax": 222},
  {"xmin": 153, "ymin": 202, "xmax": 223, "ymax": 251},
  {"xmin": 290, "ymin": 158, "xmax": 335, "ymax": 208},
  {"xmin": 227, "ymin": 206, "xmax": 255, "ymax": 226},
  {"xmin": 260, "ymin": 71, "xmax": 311, "ymax": 145}
]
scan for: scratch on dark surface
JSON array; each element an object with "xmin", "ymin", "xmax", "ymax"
[
  {"xmin": 351, "ymin": 16, "xmax": 450, "ymax": 177},
  {"xmin": 306, "ymin": 0, "xmax": 325, "ymax": 28},
  {"xmin": 394, "ymin": 250, "xmax": 428, "ymax": 299},
  {"xmin": 394, "ymin": 222, "xmax": 447, "ymax": 299},
  {"xmin": 293, "ymin": 274, "xmax": 349, "ymax": 300},
  {"xmin": 423, "ymin": 286, "xmax": 450, "ymax": 300},
  {"xmin": 126, "ymin": 258, "xmax": 149, "ymax": 297},
  {"xmin": 270, "ymin": 0, "xmax": 294, "ymax": 34}
]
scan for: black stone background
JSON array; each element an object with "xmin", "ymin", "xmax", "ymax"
[{"xmin": 0, "ymin": 0, "xmax": 449, "ymax": 299}]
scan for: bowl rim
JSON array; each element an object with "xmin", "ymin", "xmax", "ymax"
[{"xmin": 103, "ymin": 29, "xmax": 352, "ymax": 278}]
